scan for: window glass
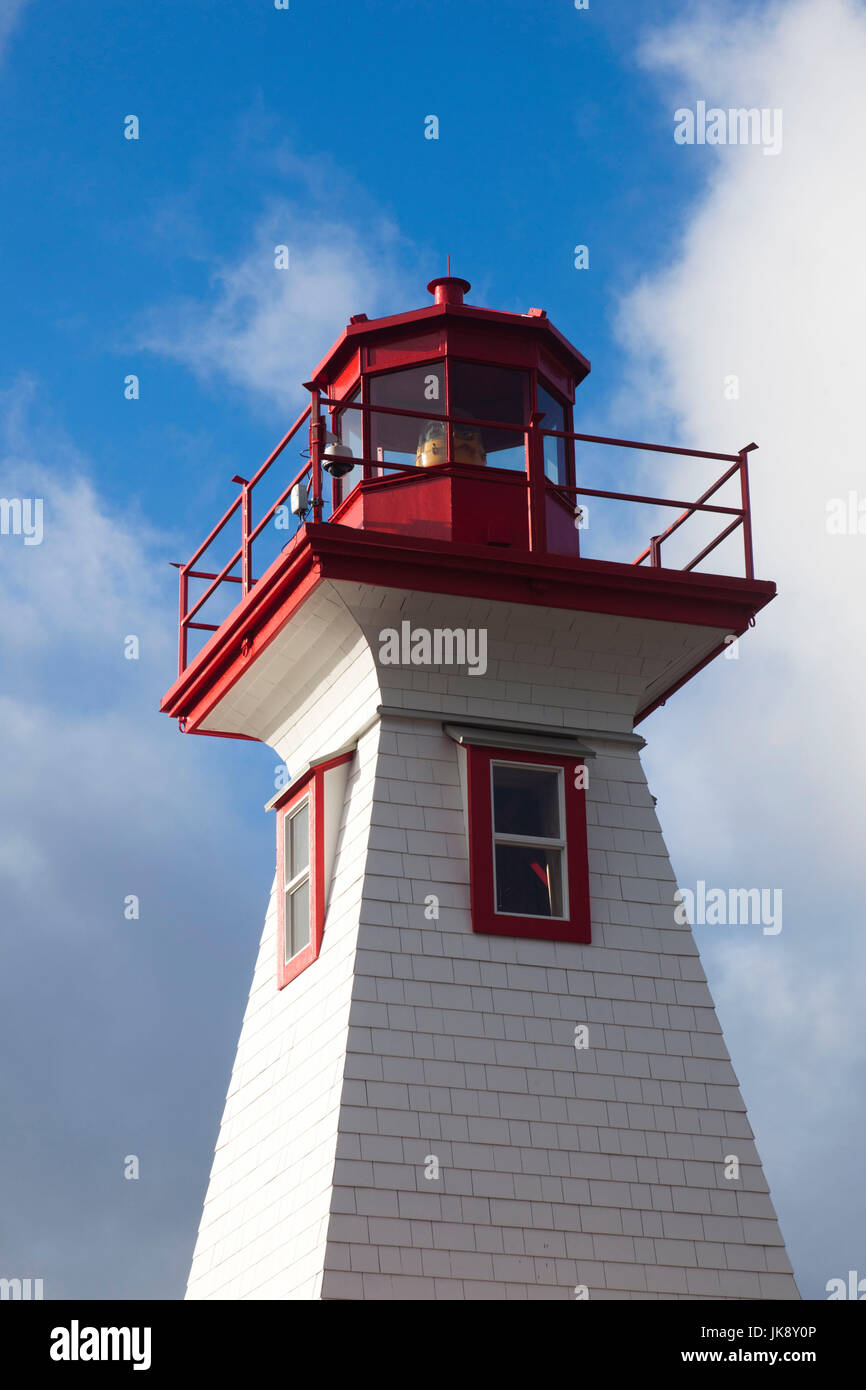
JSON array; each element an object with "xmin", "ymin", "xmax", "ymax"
[
  {"xmin": 491, "ymin": 763, "xmax": 566, "ymax": 919},
  {"xmin": 286, "ymin": 801, "xmax": 309, "ymax": 881},
  {"xmin": 283, "ymin": 799, "xmax": 311, "ymax": 962},
  {"xmin": 336, "ymin": 389, "xmax": 362, "ymax": 460},
  {"xmin": 449, "ymin": 361, "xmax": 530, "ymax": 472},
  {"xmin": 538, "ymin": 381, "xmax": 566, "ymax": 485},
  {"xmin": 369, "ymin": 365, "xmax": 445, "ymax": 468},
  {"xmin": 287, "ymin": 879, "xmax": 311, "ymax": 961},
  {"xmin": 493, "ymin": 764, "xmax": 560, "ymax": 839},
  {"xmin": 495, "ymin": 844, "xmax": 564, "ymax": 918}
]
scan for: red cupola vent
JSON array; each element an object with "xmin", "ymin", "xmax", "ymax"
[{"xmin": 427, "ymin": 275, "xmax": 472, "ymax": 305}]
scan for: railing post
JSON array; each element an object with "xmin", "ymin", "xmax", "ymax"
[
  {"xmin": 310, "ymin": 388, "xmax": 323, "ymax": 523},
  {"xmin": 739, "ymin": 446, "xmax": 755, "ymax": 580},
  {"xmin": 241, "ymin": 483, "xmax": 252, "ymax": 593},
  {"xmin": 178, "ymin": 565, "xmax": 188, "ymax": 675},
  {"xmin": 650, "ymin": 535, "xmax": 661, "ymax": 567},
  {"xmin": 526, "ymin": 411, "xmax": 547, "ymax": 554}
]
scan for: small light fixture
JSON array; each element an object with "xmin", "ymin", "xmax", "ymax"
[{"xmin": 290, "ymin": 482, "xmax": 310, "ymax": 518}]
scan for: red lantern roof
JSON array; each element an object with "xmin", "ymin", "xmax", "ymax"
[{"xmin": 305, "ymin": 276, "xmax": 591, "ymax": 403}]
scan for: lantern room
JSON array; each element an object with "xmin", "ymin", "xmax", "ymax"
[{"xmin": 307, "ymin": 275, "xmax": 590, "ymax": 554}]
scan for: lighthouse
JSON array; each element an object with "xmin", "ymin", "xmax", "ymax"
[{"xmin": 162, "ymin": 276, "xmax": 798, "ymax": 1301}]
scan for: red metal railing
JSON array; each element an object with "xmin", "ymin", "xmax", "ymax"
[
  {"xmin": 547, "ymin": 432, "xmax": 756, "ymax": 580},
  {"xmin": 173, "ymin": 394, "xmax": 756, "ymax": 674},
  {"xmin": 175, "ymin": 400, "xmax": 316, "ymax": 673}
]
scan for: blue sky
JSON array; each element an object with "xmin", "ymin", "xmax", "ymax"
[
  {"xmin": 0, "ymin": 0, "xmax": 703, "ymax": 529},
  {"xmin": 2, "ymin": 0, "xmax": 864, "ymax": 1301}
]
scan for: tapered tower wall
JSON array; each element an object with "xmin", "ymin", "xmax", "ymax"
[{"xmin": 184, "ymin": 586, "xmax": 797, "ymax": 1300}]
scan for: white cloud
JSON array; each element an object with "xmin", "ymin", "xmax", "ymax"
[
  {"xmin": 0, "ymin": 380, "xmax": 274, "ymax": 1295},
  {"xmin": 621, "ymin": 0, "xmax": 866, "ymax": 863},
  {"xmin": 0, "ymin": 378, "xmax": 221, "ymax": 929},
  {"xmin": 620, "ymin": 0, "xmax": 866, "ymax": 1292},
  {"xmin": 0, "ymin": 381, "xmax": 169, "ymax": 658},
  {"xmin": 137, "ymin": 203, "xmax": 413, "ymax": 412},
  {"xmin": 614, "ymin": 0, "xmax": 866, "ymax": 854}
]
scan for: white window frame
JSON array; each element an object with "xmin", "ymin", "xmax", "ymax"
[{"xmin": 283, "ymin": 796, "xmax": 311, "ymax": 964}]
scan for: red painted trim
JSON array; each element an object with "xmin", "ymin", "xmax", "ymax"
[
  {"xmin": 161, "ymin": 539, "xmax": 321, "ymax": 733},
  {"xmin": 180, "ymin": 725, "xmax": 259, "ymax": 742},
  {"xmin": 274, "ymin": 751, "xmax": 353, "ymax": 987},
  {"xmin": 307, "ymin": 298, "xmax": 591, "ymax": 391},
  {"xmin": 275, "ymin": 772, "xmax": 319, "ymax": 989},
  {"xmin": 271, "ymin": 750, "xmax": 354, "ymax": 812},
  {"xmin": 466, "ymin": 745, "xmax": 591, "ymax": 944},
  {"xmin": 160, "ymin": 521, "xmax": 775, "ymax": 735}
]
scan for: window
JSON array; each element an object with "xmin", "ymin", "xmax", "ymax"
[
  {"xmin": 449, "ymin": 360, "xmax": 530, "ymax": 472},
  {"xmin": 369, "ymin": 364, "xmax": 445, "ymax": 469},
  {"xmin": 537, "ymin": 380, "xmax": 567, "ymax": 485},
  {"xmin": 273, "ymin": 751, "xmax": 353, "ymax": 988},
  {"xmin": 335, "ymin": 388, "xmax": 362, "ymax": 460},
  {"xmin": 283, "ymin": 798, "xmax": 311, "ymax": 961},
  {"xmin": 276, "ymin": 780, "xmax": 318, "ymax": 987},
  {"xmin": 364, "ymin": 360, "xmax": 534, "ymax": 473},
  {"xmin": 492, "ymin": 762, "xmax": 566, "ymax": 918},
  {"xmin": 466, "ymin": 744, "xmax": 591, "ymax": 942}
]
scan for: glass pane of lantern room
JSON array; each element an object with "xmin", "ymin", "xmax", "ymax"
[
  {"xmin": 336, "ymin": 388, "xmax": 362, "ymax": 460},
  {"xmin": 369, "ymin": 365, "xmax": 445, "ymax": 469},
  {"xmin": 449, "ymin": 361, "xmax": 530, "ymax": 472},
  {"xmin": 538, "ymin": 382, "xmax": 566, "ymax": 485}
]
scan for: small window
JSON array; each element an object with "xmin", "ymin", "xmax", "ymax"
[
  {"xmin": 537, "ymin": 381, "xmax": 567, "ymax": 485},
  {"xmin": 277, "ymin": 783, "xmax": 317, "ymax": 987},
  {"xmin": 283, "ymin": 799, "xmax": 311, "ymax": 962},
  {"xmin": 274, "ymin": 751, "xmax": 353, "ymax": 989},
  {"xmin": 466, "ymin": 745, "xmax": 590, "ymax": 942}
]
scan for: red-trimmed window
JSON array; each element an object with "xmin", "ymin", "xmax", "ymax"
[
  {"xmin": 274, "ymin": 752, "xmax": 352, "ymax": 989},
  {"xmin": 466, "ymin": 745, "xmax": 591, "ymax": 943}
]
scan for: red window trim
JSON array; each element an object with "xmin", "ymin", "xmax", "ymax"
[
  {"xmin": 275, "ymin": 752, "xmax": 352, "ymax": 989},
  {"xmin": 466, "ymin": 744, "xmax": 591, "ymax": 943}
]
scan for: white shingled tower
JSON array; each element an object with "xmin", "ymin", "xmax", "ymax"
[{"xmin": 162, "ymin": 275, "xmax": 798, "ymax": 1301}]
